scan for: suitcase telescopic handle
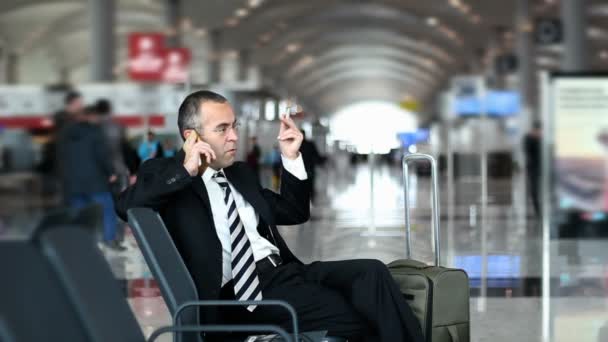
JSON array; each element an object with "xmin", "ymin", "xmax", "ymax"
[{"xmin": 402, "ymin": 153, "xmax": 441, "ymax": 266}]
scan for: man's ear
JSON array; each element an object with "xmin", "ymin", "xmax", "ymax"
[{"xmin": 183, "ymin": 129, "xmax": 201, "ymax": 142}]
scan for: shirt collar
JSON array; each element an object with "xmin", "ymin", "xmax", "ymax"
[{"xmin": 202, "ymin": 166, "xmax": 222, "ymax": 183}]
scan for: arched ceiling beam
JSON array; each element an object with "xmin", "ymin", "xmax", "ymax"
[
  {"xmin": 224, "ymin": 2, "xmax": 463, "ymax": 53},
  {"xmin": 287, "ymin": 48, "xmax": 444, "ymax": 81},
  {"xmin": 295, "ymin": 60, "xmax": 436, "ymax": 93}
]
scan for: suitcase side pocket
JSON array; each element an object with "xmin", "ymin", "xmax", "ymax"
[{"xmin": 390, "ymin": 271, "xmax": 433, "ymax": 342}]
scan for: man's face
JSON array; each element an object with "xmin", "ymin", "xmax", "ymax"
[
  {"xmin": 198, "ymin": 101, "xmax": 239, "ymax": 169},
  {"xmin": 68, "ymin": 98, "xmax": 83, "ymax": 114}
]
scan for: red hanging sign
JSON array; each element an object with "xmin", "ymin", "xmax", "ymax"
[
  {"xmin": 162, "ymin": 48, "xmax": 191, "ymax": 83},
  {"xmin": 128, "ymin": 33, "xmax": 166, "ymax": 81}
]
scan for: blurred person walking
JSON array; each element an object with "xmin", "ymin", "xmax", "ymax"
[
  {"xmin": 56, "ymin": 105, "xmax": 125, "ymax": 251},
  {"xmin": 122, "ymin": 136, "xmax": 141, "ymax": 185},
  {"xmin": 95, "ymin": 99, "xmax": 132, "ymax": 246},
  {"xmin": 95, "ymin": 99, "xmax": 130, "ymax": 196},
  {"xmin": 524, "ymin": 121, "xmax": 542, "ymax": 218},
  {"xmin": 246, "ymin": 136, "xmax": 262, "ymax": 183},
  {"xmin": 138, "ymin": 130, "xmax": 164, "ymax": 162},
  {"xmin": 53, "ymin": 91, "xmax": 84, "ymax": 133},
  {"xmin": 46, "ymin": 91, "xmax": 85, "ymax": 200},
  {"xmin": 269, "ymin": 144, "xmax": 282, "ymax": 191},
  {"xmin": 162, "ymin": 138, "xmax": 178, "ymax": 158},
  {"xmin": 300, "ymin": 130, "xmax": 324, "ymax": 203}
]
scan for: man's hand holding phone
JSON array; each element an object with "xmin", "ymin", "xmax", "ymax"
[{"xmin": 182, "ymin": 131, "xmax": 216, "ymax": 176}]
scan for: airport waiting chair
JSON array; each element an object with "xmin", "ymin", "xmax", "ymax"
[
  {"xmin": 0, "ymin": 238, "xmax": 94, "ymax": 341},
  {"xmin": 29, "ymin": 223, "xmax": 293, "ymax": 342},
  {"xmin": 127, "ymin": 207, "xmax": 346, "ymax": 342},
  {"xmin": 127, "ymin": 207, "xmax": 204, "ymax": 342},
  {"xmin": 36, "ymin": 224, "xmax": 146, "ymax": 342}
]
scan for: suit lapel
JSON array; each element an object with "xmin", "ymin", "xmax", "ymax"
[
  {"xmin": 191, "ymin": 176, "xmax": 213, "ymax": 214},
  {"xmin": 224, "ymin": 165, "xmax": 274, "ymax": 226}
]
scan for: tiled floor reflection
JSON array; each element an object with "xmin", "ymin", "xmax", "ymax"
[{"xmin": 2, "ymin": 162, "xmax": 608, "ymax": 341}]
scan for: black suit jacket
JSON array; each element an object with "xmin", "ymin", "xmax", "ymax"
[{"xmin": 116, "ymin": 149, "xmax": 311, "ymax": 323}]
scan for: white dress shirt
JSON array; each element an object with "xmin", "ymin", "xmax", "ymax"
[{"xmin": 202, "ymin": 154, "xmax": 308, "ymax": 286}]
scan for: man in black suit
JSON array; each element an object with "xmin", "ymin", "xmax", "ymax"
[{"xmin": 116, "ymin": 91, "xmax": 423, "ymax": 342}]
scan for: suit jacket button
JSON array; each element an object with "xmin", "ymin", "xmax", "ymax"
[{"xmin": 166, "ymin": 177, "xmax": 176, "ymax": 185}]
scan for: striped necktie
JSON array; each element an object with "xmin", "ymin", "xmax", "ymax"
[{"xmin": 213, "ymin": 171, "xmax": 262, "ymax": 311}]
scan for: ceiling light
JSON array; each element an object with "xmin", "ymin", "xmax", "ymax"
[
  {"xmin": 235, "ymin": 8, "xmax": 249, "ymax": 18},
  {"xmin": 426, "ymin": 17, "xmax": 439, "ymax": 26},
  {"xmin": 536, "ymin": 56, "xmax": 559, "ymax": 67},
  {"xmin": 301, "ymin": 55, "xmax": 315, "ymax": 65},
  {"xmin": 248, "ymin": 0, "xmax": 264, "ymax": 8},
  {"xmin": 225, "ymin": 18, "xmax": 239, "ymax": 27},
  {"xmin": 225, "ymin": 50, "xmax": 239, "ymax": 59},
  {"xmin": 286, "ymin": 43, "xmax": 301, "ymax": 53},
  {"xmin": 588, "ymin": 27, "xmax": 608, "ymax": 39},
  {"xmin": 194, "ymin": 28, "xmax": 207, "ymax": 38},
  {"xmin": 294, "ymin": 55, "xmax": 315, "ymax": 69},
  {"xmin": 520, "ymin": 21, "xmax": 534, "ymax": 33},
  {"xmin": 449, "ymin": 0, "xmax": 461, "ymax": 6},
  {"xmin": 180, "ymin": 18, "xmax": 192, "ymax": 31}
]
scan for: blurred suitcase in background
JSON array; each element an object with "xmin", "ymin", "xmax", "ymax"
[{"xmin": 388, "ymin": 153, "xmax": 470, "ymax": 342}]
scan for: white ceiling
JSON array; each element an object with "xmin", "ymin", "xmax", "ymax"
[{"xmin": 1, "ymin": 0, "xmax": 608, "ymax": 116}]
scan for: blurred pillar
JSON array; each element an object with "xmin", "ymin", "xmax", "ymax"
[
  {"xmin": 209, "ymin": 29, "xmax": 222, "ymax": 84},
  {"xmin": 238, "ymin": 49, "xmax": 251, "ymax": 82},
  {"xmin": 485, "ymin": 31, "xmax": 502, "ymax": 89},
  {"xmin": 58, "ymin": 67, "xmax": 70, "ymax": 85},
  {"xmin": 89, "ymin": 0, "xmax": 115, "ymax": 81},
  {"xmin": 166, "ymin": 0, "xmax": 181, "ymax": 47},
  {"xmin": 6, "ymin": 52, "xmax": 18, "ymax": 84},
  {"xmin": 516, "ymin": 0, "xmax": 537, "ymax": 120},
  {"xmin": 560, "ymin": 0, "xmax": 588, "ymax": 71},
  {"xmin": 274, "ymin": 98, "xmax": 280, "ymax": 118},
  {"xmin": 0, "ymin": 45, "xmax": 4, "ymax": 83}
]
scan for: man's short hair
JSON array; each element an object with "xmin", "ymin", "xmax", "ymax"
[
  {"xmin": 177, "ymin": 90, "xmax": 228, "ymax": 140},
  {"xmin": 532, "ymin": 120, "xmax": 542, "ymax": 130},
  {"xmin": 95, "ymin": 99, "xmax": 112, "ymax": 116},
  {"xmin": 65, "ymin": 91, "xmax": 82, "ymax": 105}
]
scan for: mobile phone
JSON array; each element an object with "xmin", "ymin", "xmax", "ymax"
[
  {"xmin": 191, "ymin": 130, "xmax": 209, "ymax": 174},
  {"xmin": 284, "ymin": 100, "xmax": 301, "ymax": 118}
]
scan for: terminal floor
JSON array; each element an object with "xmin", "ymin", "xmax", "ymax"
[{"xmin": 1, "ymin": 163, "xmax": 606, "ymax": 342}]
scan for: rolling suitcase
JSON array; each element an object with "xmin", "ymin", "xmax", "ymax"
[{"xmin": 388, "ymin": 153, "xmax": 470, "ymax": 342}]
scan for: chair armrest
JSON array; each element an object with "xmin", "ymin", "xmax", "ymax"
[
  {"xmin": 148, "ymin": 324, "xmax": 291, "ymax": 342},
  {"xmin": 173, "ymin": 300, "xmax": 298, "ymax": 341}
]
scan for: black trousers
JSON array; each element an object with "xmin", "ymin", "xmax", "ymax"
[{"xmin": 218, "ymin": 259, "xmax": 424, "ymax": 342}]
